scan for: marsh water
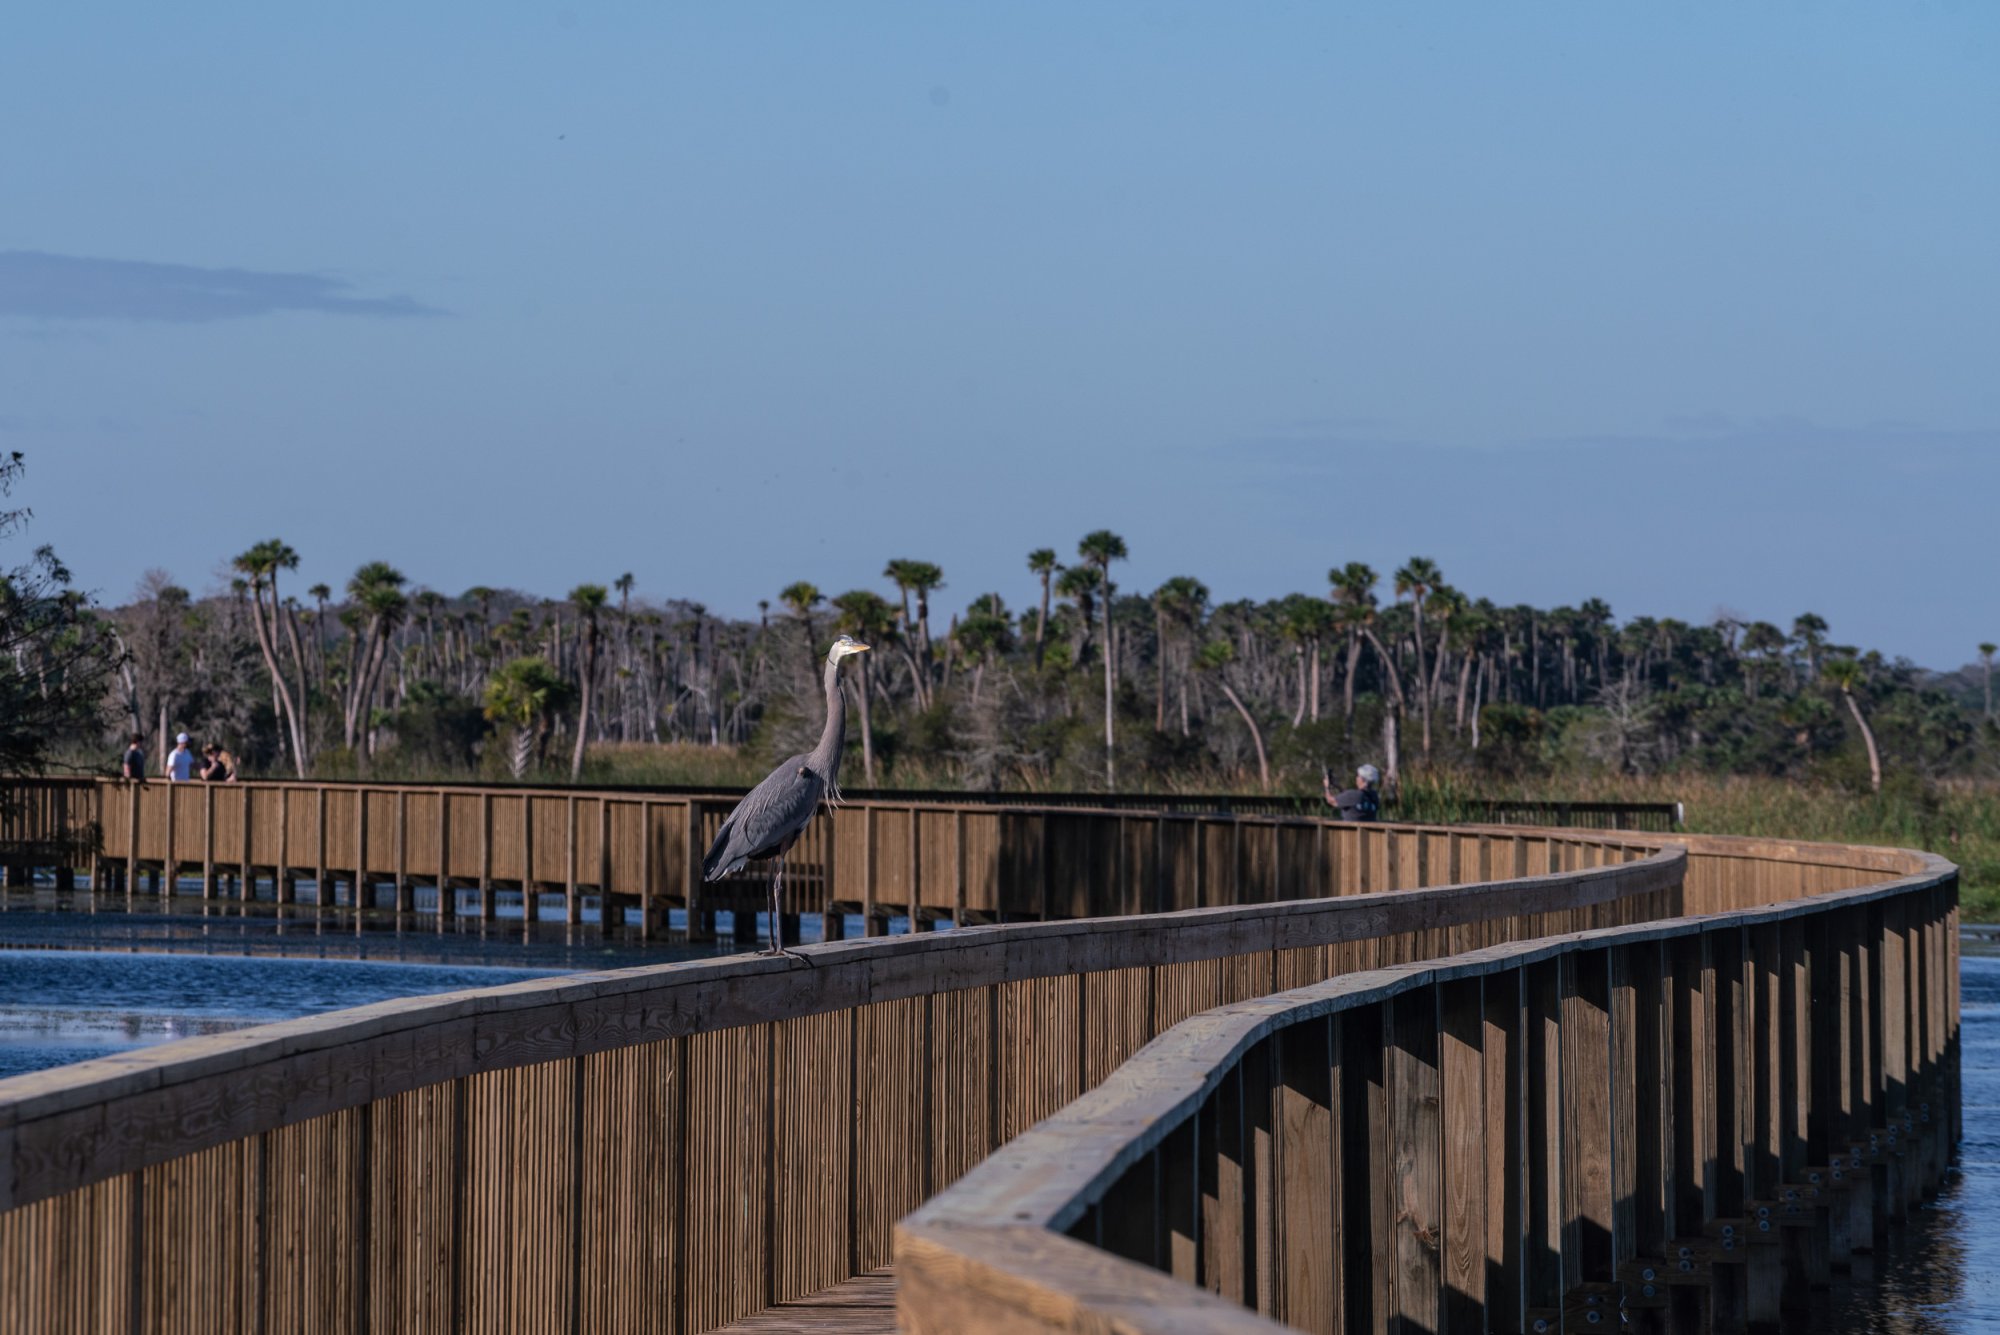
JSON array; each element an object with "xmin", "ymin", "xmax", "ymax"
[{"xmin": 0, "ymin": 904, "xmax": 1994, "ymax": 1328}]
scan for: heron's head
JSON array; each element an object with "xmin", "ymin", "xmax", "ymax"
[{"xmin": 828, "ymin": 634, "xmax": 870, "ymax": 664}]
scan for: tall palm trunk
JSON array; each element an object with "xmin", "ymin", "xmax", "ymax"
[
  {"xmin": 1100, "ymin": 579, "xmax": 1115, "ymax": 788},
  {"xmin": 1361, "ymin": 628, "xmax": 1406, "ymax": 715},
  {"xmin": 1454, "ymin": 652, "xmax": 1476, "ymax": 735},
  {"xmin": 1034, "ymin": 572, "xmax": 1052, "ymax": 670},
  {"xmin": 1342, "ymin": 632, "xmax": 1362, "ymax": 737},
  {"xmin": 1410, "ymin": 604, "xmax": 1432, "ymax": 759},
  {"xmin": 1309, "ymin": 638, "xmax": 1321, "ymax": 722},
  {"xmin": 1841, "ymin": 687, "xmax": 1883, "ymax": 793},
  {"xmin": 1292, "ymin": 644, "xmax": 1308, "ymax": 727},
  {"xmin": 247, "ymin": 584, "xmax": 309, "ymax": 777},
  {"xmin": 1215, "ymin": 679, "xmax": 1270, "ymax": 793},
  {"xmin": 570, "ymin": 623, "xmax": 598, "ymax": 780}
]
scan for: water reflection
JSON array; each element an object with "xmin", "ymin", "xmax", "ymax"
[{"xmin": 1817, "ymin": 950, "xmax": 2000, "ymax": 1332}]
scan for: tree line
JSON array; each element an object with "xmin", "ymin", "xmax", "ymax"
[{"xmin": 4, "ymin": 458, "xmax": 1995, "ymax": 796}]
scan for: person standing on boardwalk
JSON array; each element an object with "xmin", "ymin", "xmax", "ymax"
[
  {"xmin": 120, "ymin": 732, "xmax": 146, "ymax": 780},
  {"xmin": 201, "ymin": 744, "xmax": 237, "ymax": 782},
  {"xmin": 1322, "ymin": 763, "xmax": 1381, "ymax": 821},
  {"xmin": 164, "ymin": 732, "xmax": 196, "ymax": 783}
]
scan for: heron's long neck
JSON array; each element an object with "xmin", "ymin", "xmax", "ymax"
[{"xmin": 810, "ymin": 656, "xmax": 846, "ymax": 790}]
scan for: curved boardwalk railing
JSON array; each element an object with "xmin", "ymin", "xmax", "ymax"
[
  {"xmin": 1, "ymin": 777, "xmax": 1678, "ymax": 937},
  {"xmin": 902, "ymin": 838, "xmax": 1959, "ymax": 1333},
  {"xmin": 0, "ymin": 798, "xmax": 1690, "ymax": 1335}
]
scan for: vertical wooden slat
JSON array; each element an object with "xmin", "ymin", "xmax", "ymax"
[{"xmin": 1440, "ymin": 976, "xmax": 1486, "ymax": 1331}]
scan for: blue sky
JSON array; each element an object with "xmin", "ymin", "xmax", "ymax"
[{"xmin": 3, "ymin": 3, "xmax": 1995, "ymax": 666}]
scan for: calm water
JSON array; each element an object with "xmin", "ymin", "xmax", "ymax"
[
  {"xmin": 1819, "ymin": 949, "xmax": 2000, "ymax": 1332},
  {"xmin": 0, "ymin": 949, "xmax": 577, "ymax": 1080},
  {"xmin": 0, "ymin": 920, "xmax": 1994, "ymax": 1326}
]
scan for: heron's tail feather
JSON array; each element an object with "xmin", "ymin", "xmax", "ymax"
[{"xmin": 701, "ymin": 817, "xmax": 737, "ymax": 882}]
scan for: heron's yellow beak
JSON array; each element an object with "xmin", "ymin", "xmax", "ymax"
[{"xmin": 850, "ymin": 641, "xmax": 871, "ymax": 653}]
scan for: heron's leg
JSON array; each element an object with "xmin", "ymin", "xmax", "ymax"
[
  {"xmin": 768, "ymin": 855, "xmax": 784, "ymax": 954},
  {"xmin": 767, "ymin": 852, "xmax": 812, "ymax": 964}
]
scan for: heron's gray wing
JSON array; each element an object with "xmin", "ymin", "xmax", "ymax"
[{"xmin": 702, "ymin": 757, "xmax": 827, "ymax": 881}]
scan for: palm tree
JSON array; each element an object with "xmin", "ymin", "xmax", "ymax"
[
  {"xmin": 1793, "ymin": 612, "xmax": 1829, "ymax": 684},
  {"xmin": 883, "ymin": 559, "xmax": 945, "ymax": 699},
  {"xmin": 484, "ymin": 656, "xmax": 575, "ymax": 779},
  {"xmin": 1152, "ymin": 576, "xmax": 1209, "ymax": 736},
  {"xmin": 953, "ymin": 599, "xmax": 1015, "ymax": 708},
  {"xmin": 1196, "ymin": 639, "xmax": 1270, "ymax": 792},
  {"xmin": 778, "ymin": 581, "xmax": 824, "ymax": 675},
  {"xmin": 1277, "ymin": 594, "xmax": 1336, "ymax": 727},
  {"xmin": 1393, "ymin": 557, "xmax": 1442, "ymax": 757},
  {"xmin": 1981, "ymin": 643, "xmax": 1996, "ymax": 719},
  {"xmin": 831, "ymin": 589, "xmax": 896, "ymax": 782},
  {"xmin": 1824, "ymin": 658, "xmax": 1881, "ymax": 793},
  {"xmin": 340, "ymin": 562, "xmax": 408, "ymax": 760},
  {"xmin": 1328, "ymin": 563, "xmax": 1377, "ymax": 737},
  {"xmin": 1027, "ymin": 548, "xmax": 1060, "ymax": 670},
  {"xmin": 464, "ymin": 586, "xmax": 497, "ymax": 643},
  {"xmin": 308, "ymin": 582, "xmax": 332, "ymax": 687},
  {"xmin": 567, "ymin": 584, "xmax": 608, "ymax": 779},
  {"xmin": 1077, "ymin": 530, "xmax": 1128, "ymax": 788},
  {"xmin": 232, "ymin": 539, "xmax": 311, "ymax": 776}
]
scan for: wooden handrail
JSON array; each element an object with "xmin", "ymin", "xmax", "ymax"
[{"xmin": 901, "ymin": 846, "xmax": 1958, "ymax": 1331}]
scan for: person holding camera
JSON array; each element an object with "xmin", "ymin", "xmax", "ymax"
[{"xmin": 1322, "ymin": 763, "xmax": 1381, "ymax": 822}]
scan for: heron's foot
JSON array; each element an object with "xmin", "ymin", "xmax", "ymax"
[{"xmin": 762, "ymin": 944, "xmax": 815, "ymax": 967}]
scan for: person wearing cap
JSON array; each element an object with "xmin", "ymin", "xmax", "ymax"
[
  {"xmin": 1322, "ymin": 763, "xmax": 1381, "ymax": 822},
  {"xmin": 164, "ymin": 733, "xmax": 197, "ymax": 783}
]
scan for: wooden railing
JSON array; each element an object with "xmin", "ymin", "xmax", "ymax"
[
  {"xmin": 0, "ymin": 816, "xmax": 1684, "ymax": 1335},
  {"xmin": 4, "ymin": 776, "xmax": 1677, "ymax": 936},
  {"xmin": 899, "ymin": 840, "xmax": 1959, "ymax": 1333}
]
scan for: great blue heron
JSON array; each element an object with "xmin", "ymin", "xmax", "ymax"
[{"xmin": 701, "ymin": 634, "xmax": 870, "ymax": 955}]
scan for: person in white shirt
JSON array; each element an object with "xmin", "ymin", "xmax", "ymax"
[{"xmin": 164, "ymin": 733, "xmax": 197, "ymax": 782}]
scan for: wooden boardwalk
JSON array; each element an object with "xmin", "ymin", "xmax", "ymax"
[{"xmin": 711, "ymin": 1269, "xmax": 896, "ymax": 1334}]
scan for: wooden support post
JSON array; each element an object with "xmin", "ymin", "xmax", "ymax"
[
  {"xmin": 163, "ymin": 781, "xmax": 177, "ymax": 900},
  {"xmin": 908, "ymin": 802, "xmax": 923, "ymax": 930},
  {"xmin": 1162, "ymin": 1112, "xmax": 1201, "ymax": 1288},
  {"xmin": 1561, "ymin": 951, "xmax": 1613, "ymax": 1294},
  {"xmin": 639, "ymin": 800, "xmax": 655, "ymax": 940},
  {"xmin": 314, "ymin": 785, "xmax": 328, "ymax": 912},
  {"xmin": 865, "ymin": 806, "xmax": 883, "ymax": 936},
  {"xmin": 599, "ymin": 798, "xmax": 614, "ymax": 933},
  {"xmin": 125, "ymin": 781, "xmax": 139, "ymax": 903},
  {"xmin": 436, "ymin": 789, "xmax": 452, "ymax": 926},
  {"xmin": 564, "ymin": 795, "xmax": 579, "ymax": 926},
  {"xmin": 682, "ymin": 800, "xmax": 708, "ymax": 942},
  {"xmin": 1205, "ymin": 1062, "xmax": 1250, "ymax": 1307},
  {"xmin": 201, "ymin": 784, "xmax": 215, "ymax": 900},
  {"xmin": 395, "ymin": 790, "xmax": 411, "ymax": 916},
  {"xmin": 277, "ymin": 786, "xmax": 292, "ymax": 905},
  {"xmin": 520, "ymin": 793, "xmax": 535, "ymax": 939},
  {"xmin": 1440, "ymin": 977, "xmax": 1486, "ymax": 1333},
  {"xmin": 822, "ymin": 803, "xmax": 841, "ymax": 939},
  {"xmin": 354, "ymin": 788, "xmax": 369, "ymax": 930},
  {"xmin": 1525, "ymin": 960, "xmax": 1564, "ymax": 1323},
  {"xmin": 1485, "ymin": 967, "xmax": 1526, "ymax": 1334},
  {"xmin": 478, "ymin": 791, "xmax": 494, "ymax": 921},
  {"xmin": 1387, "ymin": 985, "xmax": 1442, "ymax": 1333},
  {"xmin": 952, "ymin": 809, "xmax": 966, "ymax": 929},
  {"xmin": 1274, "ymin": 1018, "xmax": 1338, "ymax": 1331},
  {"xmin": 239, "ymin": 787, "xmax": 254, "ymax": 903}
]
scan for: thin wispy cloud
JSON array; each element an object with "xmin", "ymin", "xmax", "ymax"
[{"xmin": 0, "ymin": 251, "xmax": 439, "ymax": 322}]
